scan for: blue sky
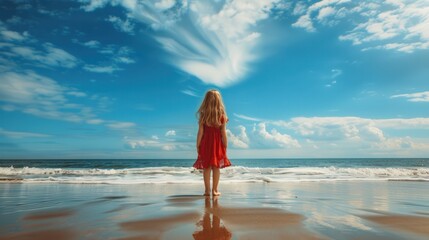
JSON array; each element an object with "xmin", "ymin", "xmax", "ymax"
[{"xmin": 1, "ymin": 0, "xmax": 429, "ymax": 159}]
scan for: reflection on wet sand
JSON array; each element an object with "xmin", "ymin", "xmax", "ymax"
[
  {"xmin": 3, "ymin": 182, "xmax": 429, "ymax": 239},
  {"xmin": 193, "ymin": 196, "xmax": 232, "ymax": 240},
  {"xmin": 121, "ymin": 212, "xmax": 200, "ymax": 232},
  {"xmin": 194, "ymin": 196, "xmax": 320, "ymax": 240},
  {"xmin": 1, "ymin": 229, "xmax": 76, "ymax": 240},
  {"xmin": 23, "ymin": 209, "xmax": 74, "ymax": 220},
  {"xmin": 363, "ymin": 214, "xmax": 429, "ymax": 236},
  {"xmin": 2, "ymin": 208, "xmax": 77, "ymax": 240}
]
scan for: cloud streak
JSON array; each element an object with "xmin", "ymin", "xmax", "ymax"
[
  {"xmin": 391, "ymin": 91, "xmax": 429, "ymax": 102},
  {"xmin": 0, "ymin": 128, "xmax": 51, "ymax": 139},
  {"xmin": 80, "ymin": 0, "xmax": 284, "ymax": 87}
]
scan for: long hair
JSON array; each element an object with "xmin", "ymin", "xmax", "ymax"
[{"xmin": 197, "ymin": 90, "xmax": 227, "ymax": 126}]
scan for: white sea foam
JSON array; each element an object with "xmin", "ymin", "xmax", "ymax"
[{"xmin": 1, "ymin": 166, "xmax": 428, "ymax": 184}]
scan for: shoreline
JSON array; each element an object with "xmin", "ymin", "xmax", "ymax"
[
  {"xmin": 1, "ymin": 181, "xmax": 428, "ymax": 239},
  {"xmin": 1, "ymin": 178, "xmax": 428, "ymax": 184}
]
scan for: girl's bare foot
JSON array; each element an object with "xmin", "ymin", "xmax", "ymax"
[
  {"xmin": 203, "ymin": 192, "xmax": 210, "ymax": 196},
  {"xmin": 212, "ymin": 190, "xmax": 221, "ymax": 196}
]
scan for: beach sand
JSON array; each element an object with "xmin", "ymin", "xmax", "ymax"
[{"xmin": 0, "ymin": 181, "xmax": 428, "ymax": 240}]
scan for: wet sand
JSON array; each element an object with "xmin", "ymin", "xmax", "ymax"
[{"xmin": 0, "ymin": 181, "xmax": 428, "ymax": 239}]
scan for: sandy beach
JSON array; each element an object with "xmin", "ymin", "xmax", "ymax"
[{"xmin": 0, "ymin": 181, "xmax": 428, "ymax": 240}]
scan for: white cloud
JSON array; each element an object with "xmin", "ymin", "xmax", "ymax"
[
  {"xmin": 67, "ymin": 91, "xmax": 87, "ymax": 97},
  {"xmin": 274, "ymin": 117, "xmax": 429, "ymax": 149},
  {"xmin": 107, "ymin": 122, "xmax": 136, "ymax": 129},
  {"xmin": 86, "ymin": 119, "xmax": 104, "ymax": 125},
  {"xmin": 282, "ymin": 117, "xmax": 384, "ymax": 141},
  {"xmin": 228, "ymin": 115, "xmax": 429, "ymax": 156},
  {"xmin": 83, "ymin": 40, "xmax": 100, "ymax": 48},
  {"xmin": 80, "ymin": 0, "xmax": 284, "ymax": 87},
  {"xmin": 10, "ymin": 43, "xmax": 78, "ymax": 68},
  {"xmin": 255, "ymin": 122, "xmax": 300, "ymax": 148},
  {"xmin": 80, "ymin": 0, "xmax": 110, "ymax": 11},
  {"xmin": 0, "ymin": 128, "xmax": 51, "ymax": 138},
  {"xmin": 115, "ymin": 57, "xmax": 135, "ymax": 64},
  {"xmin": 292, "ymin": 0, "xmax": 429, "ymax": 52},
  {"xmin": 0, "ymin": 21, "xmax": 29, "ymax": 41},
  {"xmin": 0, "ymin": 71, "xmax": 65, "ymax": 104},
  {"xmin": 391, "ymin": 91, "xmax": 429, "ymax": 102},
  {"xmin": 165, "ymin": 130, "xmax": 176, "ymax": 137},
  {"xmin": 83, "ymin": 64, "xmax": 122, "ymax": 73},
  {"xmin": 292, "ymin": 14, "xmax": 315, "ymax": 32},
  {"xmin": 227, "ymin": 125, "xmax": 249, "ymax": 149},
  {"xmin": 106, "ymin": 16, "xmax": 135, "ymax": 34},
  {"xmin": 317, "ymin": 6, "xmax": 335, "ymax": 21},
  {"xmin": 374, "ymin": 118, "xmax": 429, "ymax": 129},
  {"xmin": 1, "ymin": 30, "xmax": 29, "ymax": 41},
  {"xmin": 292, "ymin": 2, "xmax": 307, "ymax": 16},
  {"xmin": 154, "ymin": 0, "xmax": 176, "ymax": 11}
]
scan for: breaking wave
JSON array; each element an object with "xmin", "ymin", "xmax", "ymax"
[{"xmin": 1, "ymin": 166, "xmax": 428, "ymax": 184}]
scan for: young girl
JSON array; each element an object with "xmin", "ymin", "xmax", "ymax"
[{"xmin": 193, "ymin": 90, "xmax": 231, "ymax": 196}]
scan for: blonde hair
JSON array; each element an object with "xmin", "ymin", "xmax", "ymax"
[{"xmin": 197, "ymin": 89, "xmax": 227, "ymax": 126}]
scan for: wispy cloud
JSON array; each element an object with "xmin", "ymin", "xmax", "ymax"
[
  {"xmin": 0, "ymin": 128, "xmax": 51, "ymax": 139},
  {"xmin": 10, "ymin": 44, "xmax": 78, "ymax": 68},
  {"xmin": 83, "ymin": 40, "xmax": 100, "ymax": 48},
  {"xmin": 124, "ymin": 135, "xmax": 192, "ymax": 151},
  {"xmin": 0, "ymin": 71, "xmax": 135, "ymax": 130},
  {"xmin": 234, "ymin": 113, "xmax": 263, "ymax": 122},
  {"xmin": 74, "ymin": 39, "xmax": 135, "ymax": 72},
  {"xmin": 331, "ymin": 68, "xmax": 342, "ymax": 78},
  {"xmin": 0, "ymin": 71, "xmax": 94, "ymax": 122},
  {"xmin": 106, "ymin": 122, "xmax": 136, "ymax": 129},
  {"xmin": 325, "ymin": 68, "xmax": 341, "ymax": 87},
  {"xmin": 83, "ymin": 64, "xmax": 122, "ymax": 73},
  {"xmin": 0, "ymin": 28, "xmax": 29, "ymax": 41},
  {"xmin": 106, "ymin": 16, "xmax": 135, "ymax": 34},
  {"xmin": 80, "ymin": 0, "xmax": 286, "ymax": 87},
  {"xmin": 291, "ymin": 0, "xmax": 429, "ymax": 53},
  {"xmin": 181, "ymin": 89, "xmax": 199, "ymax": 97},
  {"xmin": 391, "ymin": 91, "xmax": 429, "ymax": 102},
  {"xmin": 1, "ymin": 22, "xmax": 79, "ymax": 69},
  {"xmin": 124, "ymin": 137, "xmax": 160, "ymax": 149}
]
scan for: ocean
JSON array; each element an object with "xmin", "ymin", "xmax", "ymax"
[{"xmin": 1, "ymin": 158, "xmax": 428, "ymax": 184}]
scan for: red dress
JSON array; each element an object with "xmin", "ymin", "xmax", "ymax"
[{"xmin": 193, "ymin": 118, "xmax": 231, "ymax": 169}]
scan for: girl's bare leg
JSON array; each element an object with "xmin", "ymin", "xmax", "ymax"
[
  {"xmin": 203, "ymin": 168, "xmax": 211, "ymax": 196},
  {"xmin": 212, "ymin": 167, "xmax": 221, "ymax": 196}
]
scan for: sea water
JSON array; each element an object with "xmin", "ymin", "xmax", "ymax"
[{"xmin": 0, "ymin": 158, "xmax": 428, "ymax": 184}]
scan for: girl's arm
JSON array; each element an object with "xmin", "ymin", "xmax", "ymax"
[
  {"xmin": 221, "ymin": 122, "xmax": 228, "ymax": 149},
  {"xmin": 196, "ymin": 123, "xmax": 204, "ymax": 153}
]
